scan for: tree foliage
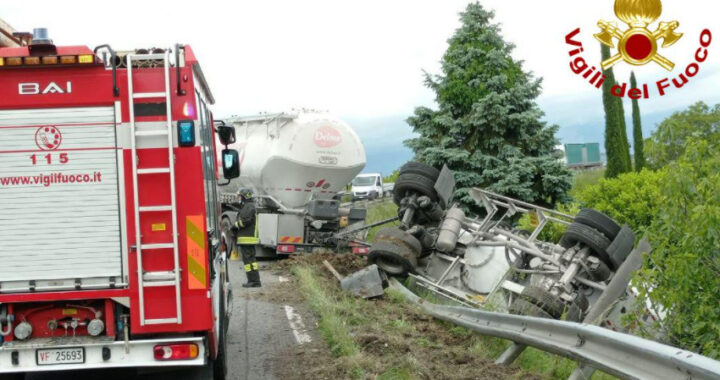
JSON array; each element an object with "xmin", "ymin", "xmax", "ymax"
[
  {"xmin": 405, "ymin": 2, "xmax": 571, "ymax": 212},
  {"xmin": 636, "ymin": 140, "xmax": 720, "ymax": 358},
  {"xmin": 601, "ymin": 44, "xmax": 632, "ymax": 178},
  {"xmin": 644, "ymin": 101, "xmax": 720, "ymax": 169},
  {"xmin": 630, "ymin": 72, "xmax": 646, "ymax": 171}
]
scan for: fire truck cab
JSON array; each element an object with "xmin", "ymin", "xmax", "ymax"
[{"xmin": 0, "ymin": 29, "xmax": 237, "ymax": 379}]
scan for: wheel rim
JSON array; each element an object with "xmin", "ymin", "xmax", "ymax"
[{"xmin": 376, "ymin": 255, "xmax": 407, "ymax": 275}]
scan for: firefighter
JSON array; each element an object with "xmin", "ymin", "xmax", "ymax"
[{"xmin": 233, "ymin": 188, "xmax": 262, "ymax": 288}]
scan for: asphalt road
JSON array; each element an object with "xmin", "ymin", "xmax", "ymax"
[{"xmin": 24, "ymin": 261, "xmax": 316, "ymax": 380}]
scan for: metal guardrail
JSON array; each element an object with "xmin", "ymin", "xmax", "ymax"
[{"xmin": 390, "ymin": 278, "xmax": 720, "ymax": 380}]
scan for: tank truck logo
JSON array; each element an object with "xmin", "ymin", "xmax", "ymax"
[
  {"xmin": 313, "ymin": 126, "xmax": 342, "ymax": 148},
  {"xmin": 35, "ymin": 126, "xmax": 62, "ymax": 150},
  {"xmin": 565, "ymin": 0, "xmax": 712, "ymax": 99},
  {"xmin": 595, "ymin": 0, "xmax": 682, "ymax": 70}
]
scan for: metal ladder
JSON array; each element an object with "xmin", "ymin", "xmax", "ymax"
[{"xmin": 127, "ymin": 51, "xmax": 182, "ymax": 326}]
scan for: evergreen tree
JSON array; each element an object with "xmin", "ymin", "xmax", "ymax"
[
  {"xmin": 405, "ymin": 2, "xmax": 571, "ymax": 212},
  {"xmin": 601, "ymin": 44, "xmax": 632, "ymax": 177},
  {"xmin": 630, "ymin": 72, "xmax": 646, "ymax": 171}
]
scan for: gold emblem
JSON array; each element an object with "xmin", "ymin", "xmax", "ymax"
[{"xmin": 595, "ymin": 0, "xmax": 682, "ymax": 71}]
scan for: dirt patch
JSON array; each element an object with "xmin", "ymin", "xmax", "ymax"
[
  {"xmin": 269, "ymin": 252, "xmax": 368, "ymax": 277},
  {"xmin": 280, "ymin": 260, "xmax": 541, "ymax": 380}
]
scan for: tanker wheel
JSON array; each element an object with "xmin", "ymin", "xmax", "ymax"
[
  {"xmin": 574, "ymin": 208, "xmax": 621, "ymax": 241},
  {"xmin": 374, "ymin": 227, "xmax": 423, "ymax": 254},
  {"xmin": 560, "ymin": 222, "xmax": 613, "ymax": 270},
  {"xmin": 520, "ymin": 286, "xmax": 565, "ymax": 319},
  {"xmin": 399, "ymin": 162, "xmax": 440, "ymax": 182},
  {"xmin": 368, "ymin": 240, "xmax": 419, "ymax": 276},
  {"xmin": 508, "ymin": 298, "xmax": 553, "ymax": 319},
  {"xmin": 393, "ymin": 173, "xmax": 438, "ymax": 206},
  {"xmin": 607, "ymin": 225, "xmax": 636, "ymax": 269}
]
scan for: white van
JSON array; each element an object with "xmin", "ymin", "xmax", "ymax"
[{"xmin": 351, "ymin": 173, "xmax": 384, "ymax": 200}]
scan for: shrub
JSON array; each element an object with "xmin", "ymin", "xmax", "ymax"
[
  {"xmin": 574, "ymin": 169, "xmax": 665, "ymax": 234},
  {"xmin": 635, "ymin": 140, "xmax": 720, "ymax": 358}
]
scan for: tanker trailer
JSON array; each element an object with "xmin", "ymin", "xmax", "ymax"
[{"xmin": 219, "ymin": 111, "xmax": 367, "ymax": 257}]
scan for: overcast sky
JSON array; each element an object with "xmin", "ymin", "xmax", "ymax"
[{"xmin": 3, "ymin": 1, "xmax": 719, "ymax": 173}]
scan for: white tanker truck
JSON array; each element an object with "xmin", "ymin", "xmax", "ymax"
[{"xmin": 219, "ymin": 110, "xmax": 368, "ymax": 257}]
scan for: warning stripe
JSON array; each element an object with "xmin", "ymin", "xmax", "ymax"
[
  {"xmin": 186, "ymin": 215, "xmax": 207, "ymax": 289},
  {"xmin": 280, "ymin": 236, "xmax": 304, "ymax": 244}
]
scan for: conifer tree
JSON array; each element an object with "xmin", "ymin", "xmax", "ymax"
[
  {"xmin": 630, "ymin": 72, "xmax": 646, "ymax": 171},
  {"xmin": 405, "ymin": 3, "xmax": 571, "ymax": 210}
]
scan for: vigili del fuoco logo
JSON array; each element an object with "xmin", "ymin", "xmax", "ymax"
[{"xmin": 565, "ymin": 0, "xmax": 711, "ymax": 99}]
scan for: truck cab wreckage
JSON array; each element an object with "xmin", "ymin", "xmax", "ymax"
[{"xmin": 368, "ymin": 162, "xmax": 640, "ymax": 325}]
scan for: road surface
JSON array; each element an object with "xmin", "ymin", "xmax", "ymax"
[{"xmin": 25, "ymin": 261, "xmax": 317, "ymax": 380}]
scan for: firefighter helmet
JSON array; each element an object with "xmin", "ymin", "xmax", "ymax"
[{"xmin": 238, "ymin": 188, "xmax": 254, "ymax": 201}]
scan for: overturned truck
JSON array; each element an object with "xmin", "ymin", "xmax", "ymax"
[{"xmin": 368, "ymin": 162, "xmax": 642, "ymax": 326}]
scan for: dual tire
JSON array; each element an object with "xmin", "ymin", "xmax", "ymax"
[
  {"xmin": 393, "ymin": 162, "xmax": 440, "ymax": 206},
  {"xmin": 560, "ymin": 209, "xmax": 635, "ymax": 270}
]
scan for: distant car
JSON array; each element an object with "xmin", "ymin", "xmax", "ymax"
[{"xmin": 351, "ymin": 173, "xmax": 384, "ymax": 201}]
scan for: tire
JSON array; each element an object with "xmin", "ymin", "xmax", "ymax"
[
  {"xmin": 563, "ymin": 293, "xmax": 588, "ymax": 322},
  {"xmin": 213, "ymin": 292, "xmax": 229, "ymax": 380},
  {"xmin": 607, "ymin": 225, "xmax": 636, "ymax": 269},
  {"xmin": 374, "ymin": 227, "xmax": 423, "ymax": 254},
  {"xmin": 220, "ymin": 217, "xmax": 234, "ymax": 257},
  {"xmin": 560, "ymin": 222, "xmax": 613, "ymax": 270},
  {"xmin": 367, "ymin": 241, "xmax": 418, "ymax": 276},
  {"xmin": 399, "ymin": 162, "xmax": 440, "ymax": 182},
  {"xmin": 574, "ymin": 209, "xmax": 621, "ymax": 241},
  {"xmin": 521, "ymin": 286, "xmax": 565, "ymax": 319},
  {"xmin": 509, "ymin": 298, "xmax": 553, "ymax": 319},
  {"xmin": 393, "ymin": 173, "xmax": 438, "ymax": 205},
  {"xmin": 0, "ymin": 373, "xmax": 25, "ymax": 380}
]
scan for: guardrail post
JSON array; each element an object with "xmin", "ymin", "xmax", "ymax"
[{"xmin": 566, "ymin": 239, "xmax": 651, "ymax": 380}]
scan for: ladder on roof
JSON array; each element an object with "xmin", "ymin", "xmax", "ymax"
[{"xmin": 127, "ymin": 50, "xmax": 182, "ymax": 326}]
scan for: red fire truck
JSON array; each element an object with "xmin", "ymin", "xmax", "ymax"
[{"xmin": 0, "ymin": 28, "xmax": 239, "ymax": 379}]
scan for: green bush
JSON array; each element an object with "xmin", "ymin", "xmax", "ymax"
[
  {"xmin": 574, "ymin": 169, "xmax": 665, "ymax": 234},
  {"xmin": 517, "ymin": 202, "xmax": 580, "ymax": 243},
  {"xmin": 636, "ymin": 140, "xmax": 720, "ymax": 358}
]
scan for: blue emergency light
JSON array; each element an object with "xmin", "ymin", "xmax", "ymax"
[{"xmin": 178, "ymin": 120, "xmax": 195, "ymax": 147}]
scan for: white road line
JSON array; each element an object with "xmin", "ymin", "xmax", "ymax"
[
  {"xmin": 278, "ymin": 276, "xmax": 289, "ymax": 283},
  {"xmin": 283, "ymin": 305, "xmax": 312, "ymax": 345}
]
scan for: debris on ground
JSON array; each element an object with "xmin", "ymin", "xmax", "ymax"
[{"xmin": 323, "ymin": 260, "xmax": 386, "ymax": 299}]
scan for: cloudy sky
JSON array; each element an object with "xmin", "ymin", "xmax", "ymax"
[{"xmin": 3, "ymin": 1, "xmax": 719, "ymax": 173}]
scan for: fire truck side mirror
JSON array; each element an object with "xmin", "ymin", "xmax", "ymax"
[
  {"xmin": 221, "ymin": 149, "xmax": 240, "ymax": 179},
  {"xmin": 217, "ymin": 125, "xmax": 236, "ymax": 146}
]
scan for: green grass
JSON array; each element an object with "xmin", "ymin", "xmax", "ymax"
[
  {"xmin": 570, "ymin": 168, "xmax": 606, "ymax": 198},
  {"xmin": 293, "ymin": 266, "xmax": 360, "ymax": 357},
  {"xmin": 365, "ymin": 200, "xmax": 400, "ymax": 241}
]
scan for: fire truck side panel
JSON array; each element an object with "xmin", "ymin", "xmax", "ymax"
[
  {"xmin": 123, "ymin": 146, "xmax": 214, "ymax": 334},
  {"xmin": 0, "ymin": 107, "xmax": 125, "ymax": 292}
]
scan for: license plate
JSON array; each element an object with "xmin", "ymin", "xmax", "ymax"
[{"xmin": 37, "ymin": 347, "xmax": 85, "ymax": 366}]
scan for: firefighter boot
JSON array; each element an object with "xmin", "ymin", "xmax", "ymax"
[{"xmin": 243, "ymin": 269, "xmax": 262, "ymax": 288}]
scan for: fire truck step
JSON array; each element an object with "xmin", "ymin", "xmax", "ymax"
[
  {"xmin": 143, "ymin": 280, "xmax": 177, "ymax": 287},
  {"xmin": 137, "ymin": 167, "xmax": 171, "ymax": 174},
  {"xmin": 141, "ymin": 243, "xmax": 175, "ymax": 250},
  {"xmin": 139, "ymin": 205, "xmax": 173, "ymax": 212},
  {"xmin": 132, "ymin": 92, "xmax": 167, "ymax": 99},
  {"xmin": 145, "ymin": 318, "xmax": 179, "ymax": 325},
  {"xmin": 132, "ymin": 53, "xmax": 167, "ymax": 61},
  {"xmin": 135, "ymin": 130, "xmax": 169, "ymax": 137},
  {"xmin": 143, "ymin": 270, "xmax": 176, "ymax": 281}
]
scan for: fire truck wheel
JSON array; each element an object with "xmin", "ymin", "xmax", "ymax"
[
  {"xmin": 399, "ymin": 162, "xmax": 440, "ymax": 182},
  {"xmin": 367, "ymin": 241, "xmax": 418, "ymax": 276},
  {"xmin": 0, "ymin": 373, "xmax": 24, "ymax": 380},
  {"xmin": 574, "ymin": 208, "xmax": 621, "ymax": 241},
  {"xmin": 221, "ymin": 217, "xmax": 234, "ymax": 257}
]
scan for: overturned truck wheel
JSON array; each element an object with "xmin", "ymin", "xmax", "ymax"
[
  {"xmin": 393, "ymin": 173, "xmax": 438, "ymax": 206},
  {"xmin": 368, "ymin": 228, "xmax": 422, "ymax": 276}
]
